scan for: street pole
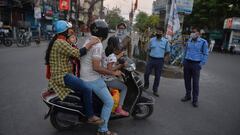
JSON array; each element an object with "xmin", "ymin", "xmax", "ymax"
[
  {"xmin": 100, "ymin": 0, "xmax": 104, "ymax": 19},
  {"xmin": 164, "ymin": 0, "xmax": 172, "ymax": 31}
]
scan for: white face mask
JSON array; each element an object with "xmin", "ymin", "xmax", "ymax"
[
  {"xmin": 190, "ymin": 32, "xmax": 198, "ymax": 39},
  {"xmin": 117, "ymin": 29, "xmax": 126, "ymax": 35}
]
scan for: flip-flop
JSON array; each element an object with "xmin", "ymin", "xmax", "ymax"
[
  {"xmin": 115, "ymin": 109, "xmax": 129, "ymax": 116},
  {"xmin": 87, "ymin": 118, "xmax": 104, "ymax": 125}
]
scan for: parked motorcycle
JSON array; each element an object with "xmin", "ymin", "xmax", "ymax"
[
  {"xmin": 41, "ymin": 57, "xmax": 154, "ymax": 130},
  {"xmin": 0, "ymin": 30, "xmax": 12, "ymax": 47}
]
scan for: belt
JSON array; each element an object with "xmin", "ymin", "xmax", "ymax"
[
  {"xmin": 185, "ymin": 59, "xmax": 200, "ymax": 63},
  {"xmin": 149, "ymin": 56, "xmax": 164, "ymax": 60}
]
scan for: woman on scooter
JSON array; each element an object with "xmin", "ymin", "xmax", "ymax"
[
  {"xmin": 103, "ymin": 36, "xmax": 129, "ymax": 116},
  {"xmin": 45, "ymin": 20, "xmax": 103, "ymax": 125}
]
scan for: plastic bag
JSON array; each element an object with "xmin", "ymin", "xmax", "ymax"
[{"xmin": 111, "ymin": 89, "xmax": 120, "ymax": 112}]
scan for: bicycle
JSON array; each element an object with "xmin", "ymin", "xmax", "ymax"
[{"xmin": 16, "ymin": 30, "xmax": 32, "ymax": 47}]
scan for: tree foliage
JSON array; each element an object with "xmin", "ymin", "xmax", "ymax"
[
  {"xmin": 184, "ymin": 0, "xmax": 240, "ymax": 30},
  {"xmin": 105, "ymin": 7, "xmax": 125, "ymax": 30},
  {"xmin": 134, "ymin": 11, "xmax": 160, "ymax": 33}
]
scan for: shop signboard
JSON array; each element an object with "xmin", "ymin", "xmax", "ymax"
[
  {"xmin": 176, "ymin": 0, "xmax": 194, "ymax": 14},
  {"xmin": 59, "ymin": 0, "xmax": 70, "ymax": 11},
  {"xmin": 153, "ymin": 0, "xmax": 194, "ymax": 14},
  {"xmin": 34, "ymin": 7, "xmax": 42, "ymax": 19},
  {"xmin": 224, "ymin": 17, "xmax": 240, "ymax": 30}
]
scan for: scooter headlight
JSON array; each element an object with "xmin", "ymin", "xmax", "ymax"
[{"xmin": 126, "ymin": 63, "xmax": 136, "ymax": 71}]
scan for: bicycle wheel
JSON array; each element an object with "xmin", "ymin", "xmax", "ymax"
[{"xmin": 16, "ymin": 39, "xmax": 26, "ymax": 47}]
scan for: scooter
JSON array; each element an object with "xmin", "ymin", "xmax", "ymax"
[{"xmin": 41, "ymin": 57, "xmax": 155, "ymax": 130}]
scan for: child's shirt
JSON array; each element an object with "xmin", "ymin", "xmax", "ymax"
[
  {"xmin": 71, "ymin": 45, "xmax": 80, "ymax": 77},
  {"xmin": 102, "ymin": 53, "xmax": 117, "ymax": 81}
]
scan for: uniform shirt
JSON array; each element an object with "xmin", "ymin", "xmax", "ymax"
[
  {"xmin": 102, "ymin": 53, "xmax": 117, "ymax": 81},
  {"xmin": 148, "ymin": 37, "xmax": 170, "ymax": 58},
  {"xmin": 80, "ymin": 39, "xmax": 103, "ymax": 81},
  {"xmin": 184, "ymin": 37, "xmax": 209, "ymax": 65},
  {"xmin": 48, "ymin": 39, "xmax": 80, "ymax": 100}
]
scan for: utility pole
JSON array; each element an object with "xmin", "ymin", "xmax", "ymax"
[
  {"xmin": 164, "ymin": 0, "xmax": 172, "ymax": 31},
  {"xmin": 100, "ymin": 0, "xmax": 104, "ymax": 19}
]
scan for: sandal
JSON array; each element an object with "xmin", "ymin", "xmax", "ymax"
[
  {"xmin": 115, "ymin": 107, "xmax": 129, "ymax": 116},
  {"xmin": 96, "ymin": 131, "xmax": 118, "ymax": 135},
  {"xmin": 87, "ymin": 116, "xmax": 104, "ymax": 125}
]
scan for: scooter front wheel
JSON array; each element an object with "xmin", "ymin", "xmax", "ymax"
[
  {"xmin": 132, "ymin": 104, "xmax": 153, "ymax": 120},
  {"xmin": 50, "ymin": 109, "xmax": 77, "ymax": 130}
]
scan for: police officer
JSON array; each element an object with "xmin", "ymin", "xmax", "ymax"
[
  {"xmin": 144, "ymin": 26, "xmax": 170, "ymax": 97},
  {"xmin": 181, "ymin": 27, "xmax": 209, "ymax": 107}
]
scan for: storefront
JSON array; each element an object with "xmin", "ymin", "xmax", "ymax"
[{"xmin": 223, "ymin": 17, "xmax": 240, "ymax": 53}]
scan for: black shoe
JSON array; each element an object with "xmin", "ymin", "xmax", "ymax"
[
  {"xmin": 181, "ymin": 96, "xmax": 191, "ymax": 102},
  {"xmin": 153, "ymin": 91, "xmax": 159, "ymax": 97},
  {"xmin": 96, "ymin": 131, "xmax": 118, "ymax": 135},
  {"xmin": 144, "ymin": 84, "xmax": 149, "ymax": 89},
  {"xmin": 192, "ymin": 102, "xmax": 199, "ymax": 108}
]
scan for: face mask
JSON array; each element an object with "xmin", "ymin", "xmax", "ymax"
[
  {"xmin": 117, "ymin": 29, "xmax": 125, "ymax": 35},
  {"xmin": 156, "ymin": 34, "xmax": 162, "ymax": 38}
]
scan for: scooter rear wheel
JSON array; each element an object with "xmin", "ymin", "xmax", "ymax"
[
  {"xmin": 132, "ymin": 104, "xmax": 153, "ymax": 120},
  {"xmin": 50, "ymin": 109, "xmax": 77, "ymax": 130}
]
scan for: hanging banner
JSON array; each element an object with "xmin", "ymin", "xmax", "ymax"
[
  {"xmin": 59, "ymin": 0, "xmax": 70, "ymax": 11},
  {"xmin": 166, "ymin": 0, "xmax": 180, "ymax": 40}
]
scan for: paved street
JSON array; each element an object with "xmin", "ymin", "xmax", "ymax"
[{"xmin": 0, "ymin": 41, "xmax": 240, "ymax": 135}]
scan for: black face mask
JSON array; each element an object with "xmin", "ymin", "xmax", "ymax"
[{"xmin": 156, "ymin": 34, "xmax": 162, "ymax": 38}]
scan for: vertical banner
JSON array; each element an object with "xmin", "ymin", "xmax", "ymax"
[
  {"xmin": 166, "ymin": 0, "xmax": 180, "ymax": 40},
  {"xmin": 59, "ymin": 0, "xmax": 70, "ymax": 11}
]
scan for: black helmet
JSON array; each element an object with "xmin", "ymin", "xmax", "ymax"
[{"xmin": 90, "ymin": 19, "xmax": 109, "ymax": 40}]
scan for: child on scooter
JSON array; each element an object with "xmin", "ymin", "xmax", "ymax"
[
  {"xmin": 103, "ymin": 36, "xmax": 129, "ymax": 116},
  {"xmin": 66, "ymin": 28, "xmax": 80, "ymax": 77}
]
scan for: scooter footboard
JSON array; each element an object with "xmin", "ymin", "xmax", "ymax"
[{"xmin": 137, "ymin": 95, "xmax": 155, "ymax": 105}]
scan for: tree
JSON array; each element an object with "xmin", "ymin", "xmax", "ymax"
[
  {"xmin": 86, "ymin": 0, "xmax": 102, "ymax": 28},
  {"xmin": 184, "ymin": 0, "xmax": 240, "ymax": 30},
  {"xmin": 146, "ymin": 15, "xmax": 160, "ymax": 29},
  {"xmin": 134, "ymin": 11, "xmax": 149, "ymax": 33},
  {"xmin": 105, "ymin": 7, "xmax": 124, "ymax": 30}
]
